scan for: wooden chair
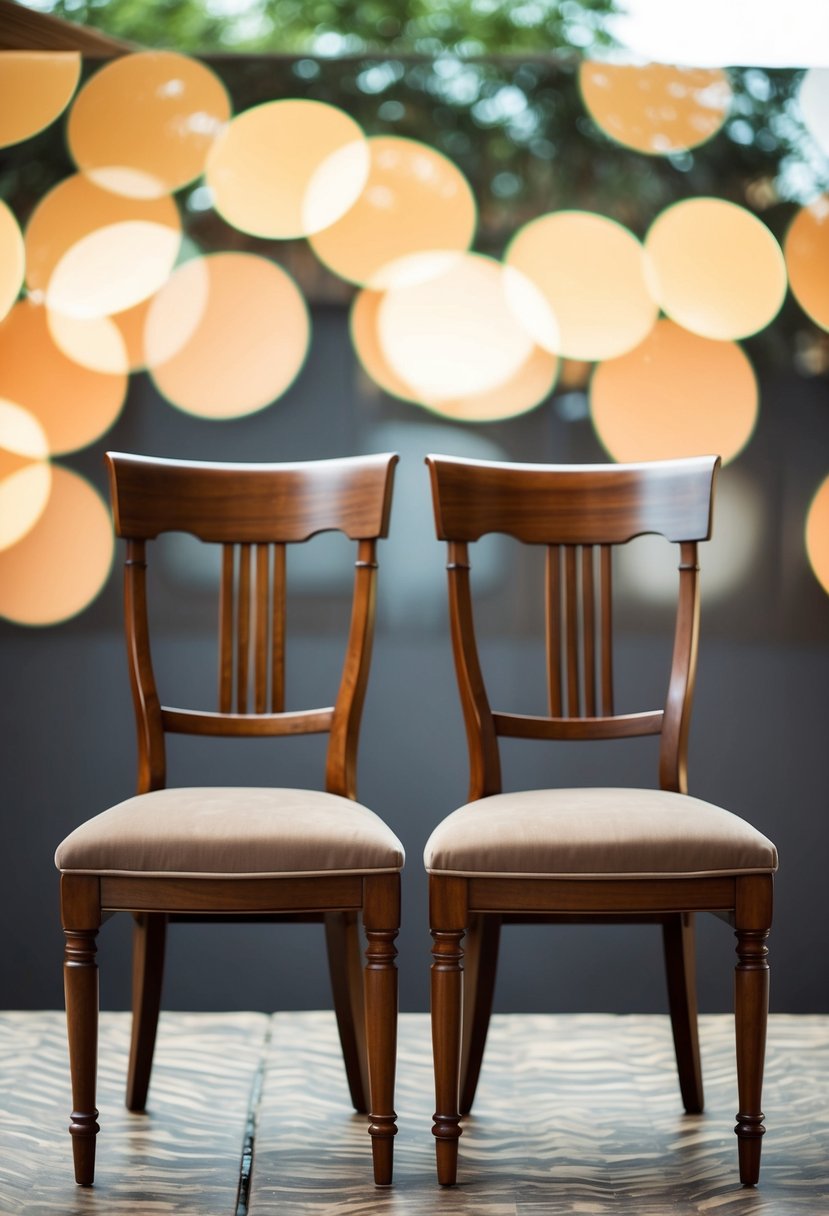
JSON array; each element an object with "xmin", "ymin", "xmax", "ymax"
[
  {"xmin": 55, "ymin": 452, "xmax": 403, "ymax": 1187},
  {"xmin": 424, "ymin": 453, "xmax": 777, "ymax": 1188}
]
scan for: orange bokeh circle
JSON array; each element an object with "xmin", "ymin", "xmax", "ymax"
[
  {"xmin": 25, "ymin": 173, "xmax": 181, "ymax": 299},
  {"xmin": 0, "ymin": 51, "xmax": 81, "ymax": 148},
  {"xmin": 422, "ymin": 344, "xmax": 559, "ymax": 424},
  {"xmin": 350, "ymin": 288, "xmax": 420, "ymax": 402},
  {"xmin": 351, "ymin": 285, "xmax": 557, "ymax": 420},
  {"xmin": 0, "ymin": 465, "xmax": 114, "ymax": 626},
  {"xmin": 0, "ymin": 199, "xmax": 24, "ymax": 323},
  {"xmin": 579, "ymin": 62, "xmax": 732, "ymax": 155},
  {"xmin": 590, "ymin": 319, "xmax": 758, "ymax": 464},
  {"xmin": 146, "ymin": 253, "xmax": 310, "ymax": 419},
  {"xmin": 0, "ymin": 299, "xmax": 127, "ymax": 455},
  {"xmin": 645, "ymin": 198, "xmax": 786, "ymax": 340},
  {"xmin": 310, "ymin": 136, "xmax": 477, "ymax": 287},
  {"xmin": 376, "ymin": 253, "xmax": 536, "ymax": 403},
  {"xmin": 67, "ymin": 51, "xmax": 230, "ymax": 199},
  {"xmin": 505, "ymin": 211, "xmax": 658, "ymax": 361},
  {"xmin": 785, "ymin": 195, "xmax": 829, "ymax": 333},
  {"xmin": 805, "ymin": 475, "xmax": 829, "ymax": 595},
  {"xmin": 206, "ymin": 99, "xmax": 369, "ymax": 239},
  {"xmin": 0, "ymin": 399, "xmax": 52, "ymax": 552}
]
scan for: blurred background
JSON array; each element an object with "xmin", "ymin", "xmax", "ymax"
[{"xmin": 0, "ymin": 0, "xmax": 827, "ymax": 1016}]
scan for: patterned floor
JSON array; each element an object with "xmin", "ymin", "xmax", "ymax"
[{"xmin": 0, "ymin": 1011, "xmax": 826, "ymax": 1215}]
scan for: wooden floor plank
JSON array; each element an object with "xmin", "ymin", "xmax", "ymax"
[
  {"xmin": 0, "ymin": 1010, "xmax": 268, "ymax": 1216},
  {"xmin": 1, "ymin": 1012, "xmax": 827, "ymax": 1215},
  {"xmin": 249, "ymin": 1013, "xmax": 829, "ymax": 1216}
]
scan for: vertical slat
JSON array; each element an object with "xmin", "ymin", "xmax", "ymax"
[
  {"xmin": 218, "ymin": 544, "xmax": 234, "ymax": 713},
  {"xmin": 582, "ymin": 544, "xmax": 596, "ymax": 717},
  {"xmin": 564, "ymin": 545, "xmax": 580, "ymax": 717},
  {"xmin": 271, "ymin": 542, "xmax": 286, "ymax": 713},
  {"xmin": 600, "ymin": 544, "xmax": 614, "ymax": 716},
  {"xmin": 236, "ymin": 543, "xmax": 251, "ymax": 713},
  {"xmin": 545, "ymin": 545, "xmax": 562, "ymax": 717},
  {"xmin": 254, "ymin": 544, "xmax": 269, "ymax": 714}
]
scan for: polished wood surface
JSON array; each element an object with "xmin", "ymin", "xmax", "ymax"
[
  {"xmin": 2, "ymin": 1011, "xmax": 826, "ymax": 1214},
  {"xmin": 427, "ymin": 453, "xmax": 718, "ymax": 544},
  {"xmin": 425, "ymin": 454, "xmax": 775, "ymax": 1188},
  {"xmin": 59, "ymin": 453, "xmax": 400, "ymax": 1187}
]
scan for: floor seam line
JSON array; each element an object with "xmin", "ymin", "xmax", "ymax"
[{"xmin": 235, "ymin": 1015, "xmax": 273, "ymax": 1216}]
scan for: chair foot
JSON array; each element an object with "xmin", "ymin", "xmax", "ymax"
[
  {"xmin": 433, "ymin": 1118, "xmax": 462, "ymax": 1185},
  {"xmin": 736, "ymin": 1115, "xmax": 764, "ymax": 1185},
  {"xmin": 369, "ymin": 1121, "xmax": 397, "ymax": 1185},
  {"xmin": 70, "ymin": 1114, "xmax": 99, "ymax": 1186}
]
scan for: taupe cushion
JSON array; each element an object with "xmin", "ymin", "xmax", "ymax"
[
  {"xmin": 56, "ymin": 787, "xmax": 405, "ymax": 878},
  {"xmin": 424, "ymin": 788, "xmax": 777, "ymax": 879}
]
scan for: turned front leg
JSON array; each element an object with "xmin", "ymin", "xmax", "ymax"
[
  {"xmin": 64, "ymin": 927, "xmax": 100, "ymax": 1185},
  {"xmin": 734, "ymin": 926, "xmax": 770, "ymax": 1185},
  {"xmin": 734, "ymin": 874, "xmax": 773, "ymax": 1187},
  {"xmin": 364, "ymin": 874, "xmax": 400, "ymax": 1186},
  {"xmin": 429, "ymin": 874, "xmax": 467, "ymax": 1187}
]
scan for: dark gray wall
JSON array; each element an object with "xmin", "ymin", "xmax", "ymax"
[{"xmin": 2, "ymin": 310, "xmax": 828, "ymax": 1015}]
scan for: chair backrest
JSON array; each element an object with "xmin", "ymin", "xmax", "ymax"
[
  {"xmin": 106, "ymin": 452, "xmax": 398, "ymax": 800},
  {"xmin": 426, "ymin": 453, "xmax": 720, "ymax": 800}
]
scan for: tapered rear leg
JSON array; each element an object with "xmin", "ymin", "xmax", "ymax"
[
  {"xmin": 734, "ymin": 875, "xmax": 772, "ymax": 1186},
  {"xmin": 662, "ymin": 911, "xmax": 704, "ymax": 1113},
  {"xmin": 363, "ymin": 874, "xmax": 400, "ymax": 1185},
  {"xmin": 459, "ymin": 913, "xmax": 500, "ymax": 1115},
  {"xmin": 325, "ymin": 910, "xmax": 369, "ymax": 1112},
  {"xmin": 61, "ymin": 875, "xmax": 101, "ymax": 1186},
  {"xmin": 126, "ymin": 912, "xmax": 167, "ymax": 1112}
]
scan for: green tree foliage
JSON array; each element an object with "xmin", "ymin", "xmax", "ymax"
[{"xmin": 25, "ymin": 0, "xmax": 617, "ymax": 54}]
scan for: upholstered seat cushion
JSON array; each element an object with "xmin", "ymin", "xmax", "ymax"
[
  {"xmin": 424, "ymin": 788, "xmax": 777, "ymax": 879},
  {"xmin": 56, "ymin": 787, "xmax": 405, "ymax": 878}
]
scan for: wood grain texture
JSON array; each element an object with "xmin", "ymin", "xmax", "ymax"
[
  {"xmin": 427, "ymin": 453, "xmax": 719, "ymax": 545},
  {"xmin": 1, "ymin": 1012, "xmax": 826, "ymax": 1214},
  {"xmin": 64, "ymin": 452, "xmax": 401, "ymax": 1185},
  {"xmin": 107, "ymin": 453, "xmax": 398, "ymax": 543}
]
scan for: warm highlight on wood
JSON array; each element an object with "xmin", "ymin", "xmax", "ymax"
[
  {"xmin": 59, "ymin": 452, "xmax": 400, "ymax": 1189},
  {"xmin": 425, "ymin": 453, "xmax": 775, "ymax": 1190}
]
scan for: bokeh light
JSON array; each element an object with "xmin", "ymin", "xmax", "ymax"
[
  {"xmin": 0, "ymin": 200, "xmax": 24, "ymax": 323},
  {"xmin": 25, "ymin": 173, "xmax": 182, "ymax": 299},
  {"xmin": 645, "ymin": 198, "xmax": 786, "ymax": 340},
  {"xmin": 590, "ymin": 318, "xmax": 758, "ymax": 464},
  {"xmin": 798, "ymin": 69, "xmax": 829, "ymax": 158},
  {"xmin": 309, "ymin": 135, "xmax": 477, "ymax": 287},
  {"xmin": 0, "ymin": 400, "xmax": 52, "ymax": 552},
  {"xmin": 805, "ymin": 474, "xmax": 829, "ymax": 595},
  {"xmin": 351, "ymin": 285, "xmax": 557, "ymax": 421},
  {"xmin": 0, "ymin": 299, "xmax": 127, "ymax": 455},
  {"xmin": 578, "ymin": 62, "xmax": 732, "ymax": 155},
  {"xmin": 616, "ymin": 464, "xmax": 763, "ymax": 605},
  {"xmin": 67, "ymin": 51, "xmax": 230, "ymax": 199},
  {"xmin": 422, "ymin": 344, "xmax": 559, "ymax": 423},
  {"xmin": 785, "ymin": 195, "xmax": 829, "ymax": 333},
  {"xmin": 206, "ymin": 99, "xmax": 369, "ymax": 239},
  {"xmin": 46, "ymin": 311, "xmax": 130, "ymax": 376},
  {"xmin": 505, "ymin": 211, "xmax": 658, "ymax": 360},
  {"xmin": 0, "ymin": 51, "xmax": 81, "ymax": 148},
  {"xmin": 45, "ymin": 220, "xmax": 181, "ymax": 321},
  {"xmin": 146, "ymin": 253, "xmax": 310, "ymax": 418},
  {"xmin": 376, "ymin": 253, "xmax": 536, "ymax": 402},
  {"xmin": 0, "ymin": 465, "xmax": 114, "ymax": 626},
  {"xmin": 350, "ymin": 288, "xmax": 420, "ymax": 402}
]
